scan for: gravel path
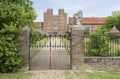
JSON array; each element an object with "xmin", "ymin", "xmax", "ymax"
[{"xmin": 26, "ymin": 70, "xmax": 66, "ymax": 79}]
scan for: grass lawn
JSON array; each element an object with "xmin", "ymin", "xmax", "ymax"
[
  {"xmin": 65, "ymin": 70, "xmax": 120, "ymax": 79},
  {"xmin": 1, "ymin": 70, "xmax": 120, "ymax": 79},
  {"xmin": 86, "ymin": 71, "xmax": 120, "ymax": 79},
  {"xmin": 0, "ymin": 72, "xmax": 31, "ymax": 79}
]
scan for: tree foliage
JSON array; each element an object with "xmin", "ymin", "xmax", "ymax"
[
  {"xmin": 0, "ymin": 0, "xmax": 37, "ymax": 29},
  {"xmin": 0, "ymin": 0, "xmax": 37, "ymax": 72},
  {"xmin": 0, "ymin": 24, "xmax": 23, "ymax": 72},
  {"xmin": 105, "ymin": 10, "xmax": 120, "ymax": 31},
  {"xmin": 30, "ymin": 31, "xmax": 45, "ymax": 44}
]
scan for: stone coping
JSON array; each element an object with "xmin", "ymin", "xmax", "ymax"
[
  {"xmin": 85, "ymin": 57, "xmax": 120, "ymax": 58},
  {"xmin": 71, "ymin": 25, "xmax": 84, "ymax": 30}
]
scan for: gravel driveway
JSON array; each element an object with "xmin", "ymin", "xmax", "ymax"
[{"xmin": 26, "ymin": 70, "xmax": 66, "ymax": 79}]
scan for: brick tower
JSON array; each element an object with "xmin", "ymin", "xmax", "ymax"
[{"xmin": 44, "ymin": 9, "xmax": 67, "ymax": 35}]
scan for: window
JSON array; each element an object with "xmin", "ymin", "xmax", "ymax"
[
  {"xmin": 54, "ymin": 17, "xmax": 58, "ymax": 22},
  {"xmin": 54, "ymin": 25, "xmax": 58, "ymax": 30}
]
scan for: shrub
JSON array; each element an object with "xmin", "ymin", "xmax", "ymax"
[
  {"xmin": 0, "ymin": 0, "xmax": 36, "ymax": 72},
  {"xmin": 30, "ymin": 31, "xmax": 45, "ymax": 44},
  {"xmin": 116, "ymin": 49, "xmax": 120, "ymax": 56},
  {"xmin": 86, "ymin": 34, "xmax": 109, "ymax": 56},
  {"xmin": 65, "ymin": 31, "xmax": 71, "ymax": 40},
  {"xmin": 0, "ymin": 25, "xmax": 23, "ymax": 72},
  {"xmin": 85, "ymin": 26, "xmax": 109, "ymax": 56}
]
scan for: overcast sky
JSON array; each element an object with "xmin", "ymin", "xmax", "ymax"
[{"xmin": 32, "ymin": 0, "xmax": 120, "ymax": 22}]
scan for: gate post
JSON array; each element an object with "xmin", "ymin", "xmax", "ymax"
[
  {"xmin": 71, "ymin": 26, "xmax": 84, "ymax": 70},
  {"xmin": 19, "ymin": 26, "xmax": 30, "ymax": 70}
]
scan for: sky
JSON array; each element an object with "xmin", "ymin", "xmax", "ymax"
[{"xmin": 32, "ymin": 0, "xmax": 120, "ymax": 22}]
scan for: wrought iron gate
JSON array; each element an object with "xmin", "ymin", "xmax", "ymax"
[{"xmin": 29, "ymin": 34, "xmax": 71, "ymax": 70}]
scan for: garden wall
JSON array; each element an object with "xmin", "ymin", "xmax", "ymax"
[{"xmin": 84, "ymin": 57, "xmax": 120, "ymax": 71}]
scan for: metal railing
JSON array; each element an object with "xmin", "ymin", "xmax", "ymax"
[{"xmin": 85, "ymin": 33, "xmax": 120, "ymax": 57}]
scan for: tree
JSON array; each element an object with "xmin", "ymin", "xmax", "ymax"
[
  {"xmin": 96, "ymin": 26, "xmax": 108, "ymax": 34},
  {"xmin": 0, "ymin": 0, "xmax": 37, "ymax": 72},
  {"xmin": 0, "ymin": 0, "xmax": 37, "ymax": 29},
  {"xmin": 105, "ymin": 11, "xmax": 120, "ymax": 31}
]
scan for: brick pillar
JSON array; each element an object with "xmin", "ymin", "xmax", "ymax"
[
  {"xmin": 19, "ymin": 26, "xmax": 30, "ymax": 70},
  {"xmin": 71, "ymin": 26, "xmax": 84, "ymax": 70}
]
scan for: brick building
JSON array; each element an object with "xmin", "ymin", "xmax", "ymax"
[
  {"xmin": 34, "ymin": 9, "xmax": 106, "ymax": 34},
  {"xmin": 43, "ymin": 9, "xmax": 67, "ymax": 35},
  {"xmin": 34, "ymin": 22, "xmax": 44, "ymax": 33}
]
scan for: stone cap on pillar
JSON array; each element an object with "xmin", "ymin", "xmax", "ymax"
[
  {"xmin": 71, "ymin": 25, "xmax": 84, "ymax": 30},
  {"xmin": 22, "ymin": 26, "xmax": 30, "ymax": 31}
]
